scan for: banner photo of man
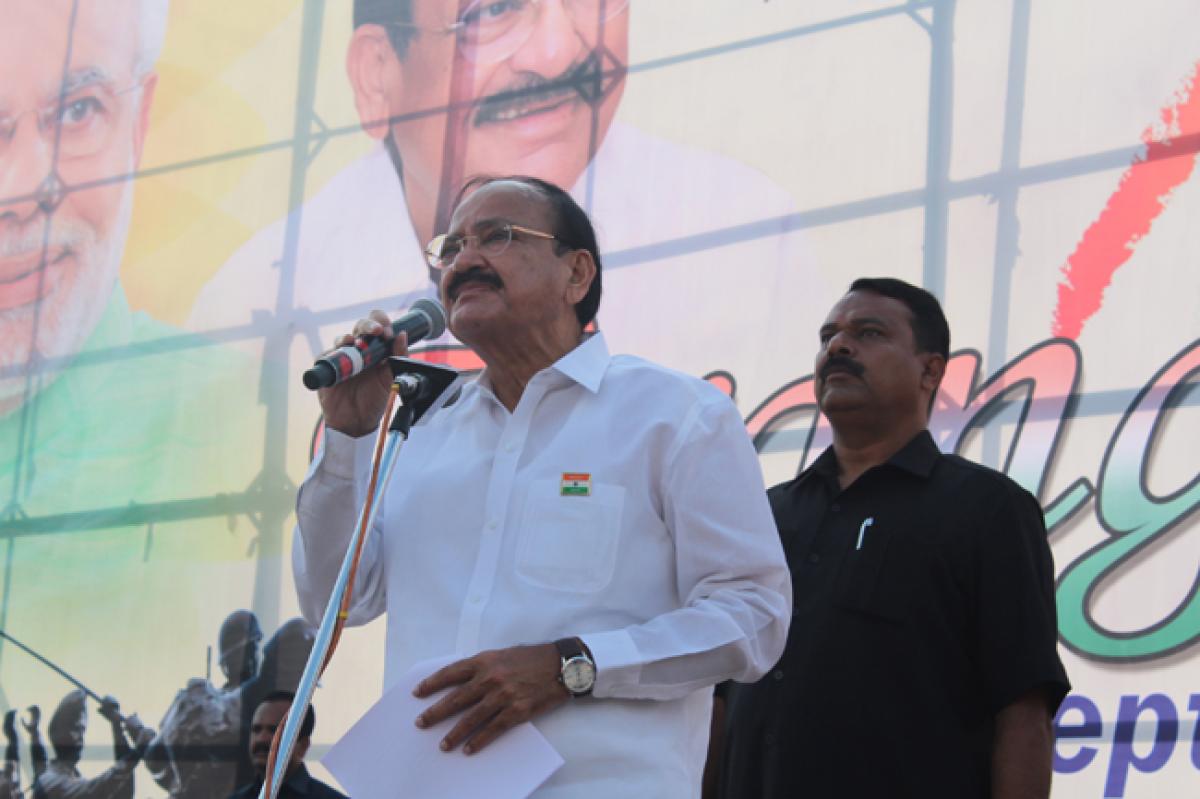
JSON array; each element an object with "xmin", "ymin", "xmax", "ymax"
[{"xmin": 1, "ymin": 2, "xmax": 1197, "ymax": 797}]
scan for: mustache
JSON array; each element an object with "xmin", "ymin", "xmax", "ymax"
[
  {"xmin": 473, "ymin": 51, "xmax": 619, "ymax": 126},
  {"xmin": 820, "ymin": 355, "xmax": 865, "ymax": 381},
  {"xmin": 252, "ymin": 744, "xmax": 271, "ymax": 756},
  {"xmin": 448, "ymin": 267, "xmax": 503, "ymax": 299},
  {"xmin": 0, "ymin": 221, "xmax": 89, "ymax": 259}
]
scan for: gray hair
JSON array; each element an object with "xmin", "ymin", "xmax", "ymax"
[{"xmin": 135, "ymin": 0, "xmax": 170, "ymax": 76}]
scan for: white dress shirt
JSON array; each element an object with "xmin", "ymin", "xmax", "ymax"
[{"xmin": 293, "ymin": 333, "xmax": 791, "ymax": 797}]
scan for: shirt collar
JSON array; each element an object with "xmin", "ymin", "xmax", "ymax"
[
  {"xmin": 886, "ymin": 429, "xmax": 941, "ymax": 477},
  {"xmin": 550, "ymin": 331, "xmax": 609, "ymax": 393},
  {"xmin": 471, "ymin": 331, "xmax": 610, "ymax": 401},
  {"xmin": 797, "ymin": 429, "xmax": 941, "ymax": 486},
  {"xmin": 284, "ymin": 763, "xmax": 314, "ymax": 795}
]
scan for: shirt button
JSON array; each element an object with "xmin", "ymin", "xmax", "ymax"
[
  {"xmin": 772, "ymin": 670, "xmax": 784, "ymax": 681},
  {"xmin": 469, "ymin": 595, "xmax": 482, "ymax": 605},
  {"xmin": 504, "ymin": 441, "xmax": 516, "ymax": 453},
  {"xmin": 831, "ymin": 503, "xmax": 841, "ymax": 512},
  {"xmin": 486, "ymin": 519, "xmax": 498, "ymax": 531},
  {"xmin": 807, "ymin": 552, "xmax": 821, "ymax": 564}
]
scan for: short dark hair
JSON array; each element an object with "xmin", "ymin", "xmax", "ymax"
[
  {"xmin": 259, "ymin": 691, "xmax": 316, "ymax": 740},
  {"xmin": 455, "ymin": 175, "xmax": 603, "ymax": 327},
  {"xmin": 848, "ymin": 277, "xmax": 950, "ymax": 359},
  {"xmin": 353, "ymin": 0, "xmax": 416, "ymax": 59}
]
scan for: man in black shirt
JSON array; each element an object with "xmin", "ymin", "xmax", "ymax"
[
  {"xmin": 228, "ymin": 692, "xmax": 346, "ymax": 799},
  {"xmin": 720, "ymin": 277, "xmax": 1070, "ymax": 798}
]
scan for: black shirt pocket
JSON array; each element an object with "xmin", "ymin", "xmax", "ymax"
[{"xmin": 831, "ymin": 515, "xmax": 912, "ymax": 624}]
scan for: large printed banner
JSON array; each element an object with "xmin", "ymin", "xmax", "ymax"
[{"xmin": 1, "ymin": 1, "xmax": 1197, "ymax": 796}]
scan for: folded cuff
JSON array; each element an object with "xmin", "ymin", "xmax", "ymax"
[
  {"xmin": 580, "ymin": 629, "xmax": 642, "ymax": 698},
  {"xmin": 318, "ymin": 427, "xmax": 379, "ymax": 482}
]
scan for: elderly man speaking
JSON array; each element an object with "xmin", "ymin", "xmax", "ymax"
[{"xmin": 293, "ymin": 176, "xmax": 790, "ymax": 796}]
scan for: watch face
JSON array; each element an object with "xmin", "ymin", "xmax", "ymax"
[{"xmin": 562, "ymin": 656, "xmax": 596, "ymax": 694}]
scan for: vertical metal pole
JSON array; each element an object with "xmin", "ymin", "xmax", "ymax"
[
  {"xmin": 921, "ymin": 0, "xmax": 956, "ymax": 300},
  {"xmin": 249, "ymin": 0, "xmax": 326, "ymax": 632},
  {"xmin": 0, "ymin": 0, "xmax": 81, "ymax": 675},
  {"xmin": 982, "ymin": 0, "xmax": 1032, "ymax": 469}
]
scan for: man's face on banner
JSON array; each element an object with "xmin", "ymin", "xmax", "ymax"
[
  {"xmin": 382, "ymin": 1, "xmax": 629, "ymax": 211},
  {"xmin": 0, "ymin": 0, "xmax": 155, "ymax": 413}
]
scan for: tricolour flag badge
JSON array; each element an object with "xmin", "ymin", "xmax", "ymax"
[{"xmin": 560, "ymin": 472, "xmax": 592, "ymax": 497}]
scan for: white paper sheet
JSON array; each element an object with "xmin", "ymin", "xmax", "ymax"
[{"xmin": 322, "ymin": 655, "xmax": 564, "ymax": 799}]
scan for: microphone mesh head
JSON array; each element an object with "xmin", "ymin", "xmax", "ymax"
[{"xmin": 411, "ymin": 298, "xmax": 447, "ymax": 339}]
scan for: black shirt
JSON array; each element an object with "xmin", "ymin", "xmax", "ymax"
[
  {"xmin": 721, "ymin": 431, "xmax": 1070, "ymax": 799},
  {"xmin": 228, "ymin": 764, "xmax": 348, "ymax": 799}
]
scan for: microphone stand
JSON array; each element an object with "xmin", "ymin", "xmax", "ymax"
[{"xmin": 259, "ymin": 359, "xmax": 462, "ymax": 799}]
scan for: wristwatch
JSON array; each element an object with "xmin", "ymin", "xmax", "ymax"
[{"xmin": 554, "ymin": 637, "xmax": 596, "ymax": 697}]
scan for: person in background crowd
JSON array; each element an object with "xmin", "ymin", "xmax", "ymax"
[{"xmin": 227, "ymin": 692, "xmax": 346, "ymax": 799}]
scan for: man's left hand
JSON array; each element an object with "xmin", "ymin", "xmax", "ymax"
[{"xmin": 413, "ymin": 643, "xmax": 569, "ymax": 755}]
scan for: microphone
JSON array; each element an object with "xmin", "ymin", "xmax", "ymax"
[{"xmin": 302, "ymin": 299, "xmax": 447, "ymax": 390}]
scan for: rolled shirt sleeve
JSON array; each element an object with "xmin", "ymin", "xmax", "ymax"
[
  {"xmin": 292, "ymin": 428, "xmax": 389, "ymax": 628},
  {"xmin": 582, "ymin": 394, "xmax": 792, "ymax": 700}
]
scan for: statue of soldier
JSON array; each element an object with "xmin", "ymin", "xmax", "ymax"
[
  {"xmin": 217, "ymin": 611, "xmax": 263, "ymax": 693},
  {"xmin": 144, "ymin": 610, "xmax": 261, "ymax": 799},
  {"xmin": 2, "ymin": 710, "xmax": 23, "ymax": 799},
  {"xmin": 31, "ymin": 691, "xmax": 153, "ymax": 799},
  {"xmin": 143, "ymin": 616, "xmax": 313, "ymax": 799}
]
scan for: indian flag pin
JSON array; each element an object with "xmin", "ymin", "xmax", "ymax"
[{"xmin": 560, "ymin": 472, "xmax": 592, "ymax": 497}]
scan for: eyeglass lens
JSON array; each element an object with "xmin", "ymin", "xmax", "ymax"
[
  {"xmin": 0, "ymin": 85, "xmax": 130, "ymax": 160},
  {"xmin": 428, "ymin": 224, "xmax": 516, "ymax": 268},
  {"xmin": 455, "ymin": 0, "xmax": 630, "ymax": 62}
]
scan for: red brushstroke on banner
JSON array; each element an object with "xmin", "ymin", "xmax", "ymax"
[{"xmin": 1052, "ymin": 60, "xmax": 1200, "ymax": 339}]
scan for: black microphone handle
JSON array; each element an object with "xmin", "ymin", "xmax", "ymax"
[
  {"xmin": 302, "ymin": 300, "xmax": 445, "ymax": 390},
  {"xmin": 302, "ymin": 317, "xmax": 430, "ymax": 390}
]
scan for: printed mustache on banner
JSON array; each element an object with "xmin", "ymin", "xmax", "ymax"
[
  {"xmin": 819, "ymin": 355, "xmax": 866, "ymax": 381},
  {"xmin": 472, "ymin": 49, "xmax": 624, "ymax": 126},
  {"xmin": 0, "ymin": 220, "xmax": 89, "ymax": 261}
]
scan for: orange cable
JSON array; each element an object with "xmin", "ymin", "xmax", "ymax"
[{"xmin": 262, "ymin": 384, "xmax": 400, "ymax": 799}]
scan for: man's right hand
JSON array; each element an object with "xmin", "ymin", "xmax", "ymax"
[
  {"xmin": 98, "ymin": 696, "xmax": 122, "ymax": 725},
  {"xmin": 319, "ymin": 310, "xmax": 410, "ymax": 438}
]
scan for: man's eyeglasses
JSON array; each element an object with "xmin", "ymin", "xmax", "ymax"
[
  {"xmin": 392, "ymin": 0, "xmax": 630, "ymax": 65},
  {"xmin": 425, "ymin": 222, "xmax": 559, "ymax": 269},
  {"xmin": 0, "ymin": 80, "xmax": 146, "ymax": 162}
]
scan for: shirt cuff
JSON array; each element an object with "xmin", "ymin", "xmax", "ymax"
[
  {"xmin": 580, "ymin": 629, "xmax": 642, "ymax": 697},
  {"xmin": 318, "ymin": 428, "xmax": 378, "ymax": 482}
]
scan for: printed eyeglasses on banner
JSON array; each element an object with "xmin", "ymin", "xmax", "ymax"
[
  {"xmin": 0, "ymin": 75, "xmax": 149, "ymax": 165},
  {"xmin": 387, "ymin": 0, "xmax": 630, "ymax": 64}
]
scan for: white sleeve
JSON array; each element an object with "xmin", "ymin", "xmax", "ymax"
[
  {"xmin": 292, "ymin": 428, "xmax": 389, "ymax": 627},
  {"xmin": 582, "ymin": 395, "xmax": 792, "ymax": 700}
]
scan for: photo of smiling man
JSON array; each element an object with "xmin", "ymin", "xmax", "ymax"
[
  {"xmin": 0, "ymin": 0, "xmax": 261, "ymax": 716},
  {"xmin": 190, "ymin": 0, "xmax": 828, "ymax": 407}
]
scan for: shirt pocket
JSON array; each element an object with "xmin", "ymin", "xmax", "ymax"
[
  {"xmin": 514, "ymin": 478, "xmax": 626, "ymax": 594},
  {"xmin": 831, "ymin": 518, "xmax": 910, "ymax": 624}
]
